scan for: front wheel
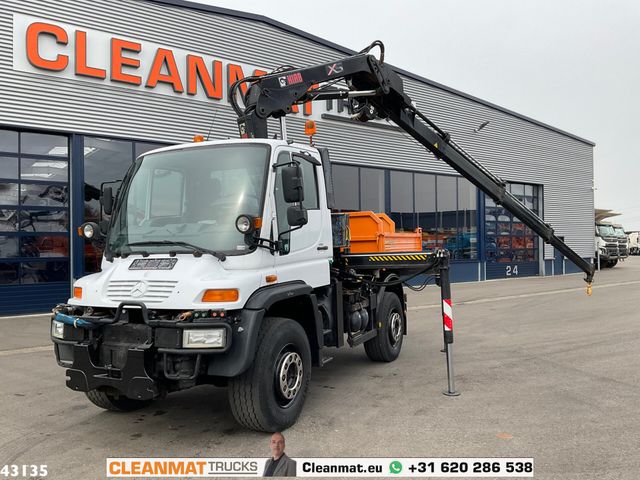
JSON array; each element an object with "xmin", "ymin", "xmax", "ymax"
[
  {"xmin": 228, "ymin": 317, "xmax": 311, "ymax": 432},
  {"xmin": 364, "ymin": 292, "xmax": 404, "ymax": 362}
]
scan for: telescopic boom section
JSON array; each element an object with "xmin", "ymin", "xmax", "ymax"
[{"xmin": 231, "ymin": 43, "xmax": 595, "ymax": 285}]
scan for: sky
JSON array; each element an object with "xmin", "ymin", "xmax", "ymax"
[{"xmin": 194, "ymin": 0, "xmax": 640, "ymax": 229}]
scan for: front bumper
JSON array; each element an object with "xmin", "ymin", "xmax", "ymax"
[{"xmin": 51, "ymin": 303, "xmax": 263, "ymax": 397}]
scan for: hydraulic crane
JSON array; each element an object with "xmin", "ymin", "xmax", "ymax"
[{"xmin": 231, "ymin": 40, "xmax": 596, "ymax": 290}]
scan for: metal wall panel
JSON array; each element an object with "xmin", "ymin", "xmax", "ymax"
[{"xmin": 0, "ymin": 0, "xmax": 594, "ymax": 260}]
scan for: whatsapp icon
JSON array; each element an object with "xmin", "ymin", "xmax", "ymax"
[{"xmin": 389, "ymin": 460, "xmax": 403, "ymax": 474}]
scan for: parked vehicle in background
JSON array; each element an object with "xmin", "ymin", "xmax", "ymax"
[
  {"xmin": 595, "ymin": 222, "xmax": 619, "ymax": 268},
  {"xmin": 628, "ymin": 232, "xmax": 640, "ymax": 255},
  {"xmin": 613, "ymin": 224, "xmax": 629, "ymax": 259}
]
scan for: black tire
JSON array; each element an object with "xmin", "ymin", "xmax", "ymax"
[
  {"xmin": 85, "ymin": 389, "xmax": 152, "ymax": 412},
  {"xmin": 609, "ymin": 259, "xmax": 618, "ymax": 267},
  {"xmin": 364, "ymin": 292, "xmax": 404, "ymax": 362},
  {"xmin": 228, "ymin": 317, "xmax": 311, "ymax": 432}
]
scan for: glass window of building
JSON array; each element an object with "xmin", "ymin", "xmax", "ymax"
[
  {"xmin": 485, "ymin": 182, "xmax": 539, "ymax": 263},
  {"xmin": 332, "ymin": 164, "xmax": 359, "ymax": 211},
  {"xmin": 0, "ymin": 130, "xmax": 18, "ymax": 153},
  {"xmin": 0, "ymin": 156, "xmax": 18, "ymax": 179},
  {"xmin": 456, "ymin": 178, "xmax": 477, "ymax": 259},
  {"xmin": 21, "ymin": 132, "xmax": 68, "ymax": 156},
  {"xmin": 360, "ymin": 168, "xmax": 385, "ymax": 212},
  {"xmin": 0, "ymin": 130, "xmax": 69, "ymax": 286},
  {"xmin": 436, "ymin": 175, "xmax": 457, "ymax": 250},
  {"xmin": 390, "ymin": 170, "xmax": 414, "ymax": 231},
  {"xmin": 415, "ymin": 173, "xmax": 436, "ymax": 251}
]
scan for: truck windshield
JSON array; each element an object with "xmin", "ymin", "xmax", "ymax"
[
  {"xmin": 597, "ymin": 225, "xmax": 615, "ymax": 237},
  {"xmin": 106, "ymin": 144, "xmax": 269, "ymax": 256},
  {"xmin": 614, "ymin": 227, "xmax": 625, "ymax": 236}
]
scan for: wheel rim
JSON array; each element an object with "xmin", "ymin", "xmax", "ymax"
[
  {"xmin": 389, "ymin": 311, "xmax": 402, "ymax": 347},
  {"xmin": 274, "ymin": 347, "xmax": 304, "ymax": 407}
]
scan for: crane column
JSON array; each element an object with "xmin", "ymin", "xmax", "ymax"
[{"xmin": 438, "ymin": 251, "xmax": 460, "ymax": 396}]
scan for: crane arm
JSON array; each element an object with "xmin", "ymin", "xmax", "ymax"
[{"xmin": 231, "ymin": 42, "xmax": 595, "ymax": 285}]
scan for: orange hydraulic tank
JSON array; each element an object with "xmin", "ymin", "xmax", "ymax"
[{"xmin": 347, "ymin": 211, "xmax": 422, "ymax": 253}]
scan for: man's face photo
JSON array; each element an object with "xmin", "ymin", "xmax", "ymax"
[{"xmin": 270, "ymin": 433, "xmax": 285, "ymax": 459}]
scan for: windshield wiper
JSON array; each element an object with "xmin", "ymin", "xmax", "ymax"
[{"xmin": 125, "ymin": 241, "xmax": 227, "ymax": 261}]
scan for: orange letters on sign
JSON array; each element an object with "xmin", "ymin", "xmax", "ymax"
[
  {"xmin": 111, "ymin": 38, "xmax": 142, "ymax": 85},
  {"xmin": 147, "ymin": 48, "xmax": 184, "ymax": 93},
  {"xmin": 187, "ymin": 55, "xmax": 222, "ymax": 99},
  {"xmin": 26, "ymin": 22, "xmax": 69, "ymax": 71},
  {"xmin": 75, "ymin": 30, "xmax": 106, "ymax": 79}
]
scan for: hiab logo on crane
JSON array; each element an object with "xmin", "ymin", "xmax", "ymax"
[{"xmin": 11, "ymin": 13, "xmax": 314, "ymax": 115}]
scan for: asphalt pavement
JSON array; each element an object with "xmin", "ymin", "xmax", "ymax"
[{"xmin": 1, "ymin": 258, "xmax": 639, "ymax": 479}]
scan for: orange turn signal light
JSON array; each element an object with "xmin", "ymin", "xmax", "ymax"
[
  {"xmin": 73, "ymin": 287, "xmax": 83, "ymax": 299},
  {"xmin": 193, "ymin": 134, "xmax": 205, "ymax": 142},
  {"xmin": 253, "ymin": 217, "xmax": 263, "ymax": 229},
  {"xmin": 202, "ymin": 289, "xmax": 239, "ymax": 302},
  {"xmin": 304, "ymin": 120, "xmax": 317, "ymax": 136},
  {"xmin": 265, "ymin": 274, "xmax": 278, "ymax": 283}
]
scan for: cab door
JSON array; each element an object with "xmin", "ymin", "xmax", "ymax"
[{"xmin": 272, "ymin": 149, "xmax": 331, "ymax": 287}]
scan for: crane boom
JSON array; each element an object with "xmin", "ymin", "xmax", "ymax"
[{"xmin": 231, "ymin": 42, "xmax": 595, "ymax": 285}]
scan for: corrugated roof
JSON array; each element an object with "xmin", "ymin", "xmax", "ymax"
[{"xmin": 145, "ymin": 0, "xmax": 596, "ymax": 147}]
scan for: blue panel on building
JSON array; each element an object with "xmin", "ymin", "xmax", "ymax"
[
  {"xmin": 0, "ymin": 283, "xmax": 70, "ymax": 315},
  {"xmin": 486, "ymin": 261, "xmax": 538, "ymax": 280},
  {"xmin": 406, "ymin": 261, "xmax": 479, "ymax": 287},
  {"xmin": 450, "ymin": 262, "xmax": 480, "ymax": 283},
  {"xmin": 544, "ymin": 259, "xmax": 554, "ymax": 276},
  {"xmin": 565, "ymin": 258, "xmax": 590, "ymax": 274}
]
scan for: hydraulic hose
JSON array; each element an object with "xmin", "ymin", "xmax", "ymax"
[{"xmin": 54, "ymin": 312, "xmax": 97, "ymax": 329}]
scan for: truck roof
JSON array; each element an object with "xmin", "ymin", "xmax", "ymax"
[{"xmin": 137, "ymin": 138, "xmax": 318, "ymax": 159}]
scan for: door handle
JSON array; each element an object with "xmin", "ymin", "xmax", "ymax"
[{"xmin": 317, "ymin": 245, "xmax": 329, "ymax": 251}]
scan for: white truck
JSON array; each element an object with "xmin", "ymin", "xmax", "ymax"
[
  {"xmin": 613, "ymin": 224, "xmax": 629, "ymax": 259},
  {"xmin": 50, "ymin": 42, "xmax": 595, "ymax": 431},
  {"xmin": 595, "ymin": 222, "xmax": 619, "ymax": 268},
  {"xmin": 628, "ymin": 231, "xmax": 640, "ymax": 255}
]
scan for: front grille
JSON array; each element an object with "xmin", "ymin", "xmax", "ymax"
[{"xmin": 106, "ymin": 280, "xmax": 178, "ymax": 304}]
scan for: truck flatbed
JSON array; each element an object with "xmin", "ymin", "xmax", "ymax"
[{"xmin": 340, "ymin": 251, "xmax": 439, "ymax": 270}]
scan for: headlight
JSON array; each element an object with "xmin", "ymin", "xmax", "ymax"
[
  {"xmin": 235, "ymin": 214, "xmax": 253, "ymax": 234},
  {"xmin": 82, "ymin": 223, "xmax": 95, "ymax": 239},
  {"xmin": 51, "ymin": 320, "xmax": 65, "ymax": 339},
  {"xmin": 183, "ymin": 328, "xmax": 226, "ymax": 349}
]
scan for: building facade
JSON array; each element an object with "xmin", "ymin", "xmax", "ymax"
[{"xmin": 0, "ymin": 0, "xmax": 595, "ymax": 314}]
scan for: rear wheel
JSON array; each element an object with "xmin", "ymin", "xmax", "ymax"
[
  {"xmin": 228, "ymin": 317, "xmax": 311, "ymax": 432},
  {"xmin": 365, "ymin": 292, "xmax": 404, "ymax": 362},
  {"xmin": 85, "ymin": 389, "xmax": 152, "ymax": 412}
]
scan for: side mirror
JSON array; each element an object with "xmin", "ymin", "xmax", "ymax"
[
  {"xmin": 101, "ymin": 186, "xmax": 114, "ymax": 215},
  {"xmin": 282, "ymin": 164, "xmax": 304, "ymax": 203},
  {"xmin": 287, "ymin": 205, "xmax": 308, "ymax": 227}
]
